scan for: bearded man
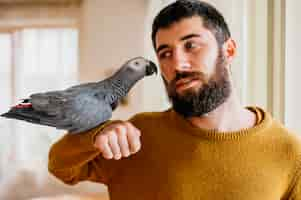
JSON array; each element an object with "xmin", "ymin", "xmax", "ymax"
[{"xmin": 48, "ymin": 1, "xmax": 301, "ymax": 199}]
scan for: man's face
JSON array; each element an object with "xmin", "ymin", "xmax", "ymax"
[{"xmin": 155, "ymin": 16, "xmax": 232, "ymax": 117}]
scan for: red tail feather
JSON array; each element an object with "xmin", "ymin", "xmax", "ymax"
[{"xmin": 13, "ymin": 103, "xmax": 32, "ymax": 109}]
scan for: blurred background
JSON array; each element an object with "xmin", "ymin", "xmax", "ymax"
[{"xmin": 0, "ymin": 0, "xmax": 300, "ymax": 199}]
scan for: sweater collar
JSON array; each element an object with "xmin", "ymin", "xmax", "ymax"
[{"xmin": 168, "ymin": 106, "xmax": 273, "ymax": 140}]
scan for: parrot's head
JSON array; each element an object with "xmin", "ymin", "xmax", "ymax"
[
  {"xmin": 126, "ymin": 57, "xmax": 158, "ymax": 77},
  {"xmin": 110, "ymin": 57, "xmax": 158, "ymax": 94}
]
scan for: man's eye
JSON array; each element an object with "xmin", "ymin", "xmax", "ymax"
[
  {"xmin": 185, "ymin": 41, "xmax": 197, "ymax": 49},
  {"xmin": 159, "ymin": 51, "xmax": 171, "ymax": 59}
]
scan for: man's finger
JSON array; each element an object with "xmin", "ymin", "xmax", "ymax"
[
  {"xmin": 116, "ymin": 126, "xmax": 131, "ymax": 157},
  {"xmin": 108, "ymin": 132, "xmax": 122, "ymax": 160},
  {"xmin": 125, "ymin": 123, "xmax": 141, "ymax": 153},
  {"xmin": 101, "ymin": 138, "xmax": 114, "ymax": 159}
]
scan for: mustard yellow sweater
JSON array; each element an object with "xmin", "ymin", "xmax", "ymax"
[{"xmin": 48, "ymin": 107, "xmax": 301, "ymax": 200}]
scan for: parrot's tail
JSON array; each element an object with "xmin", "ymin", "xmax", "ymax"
[
  {"xmin": 1, "ymin": 107, "xmax": 42, "ymax": 124},
  {"xmin": 0, "ymin": 107, "xmax": 57, "ymax": 128}
]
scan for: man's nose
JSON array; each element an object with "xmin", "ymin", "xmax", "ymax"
[{"xmin": 173, "ymin": 50, "xmax": 191, "ymax": 71}]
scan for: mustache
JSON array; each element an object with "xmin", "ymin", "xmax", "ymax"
[{"xmin": 172, "ymin": 71, "xmax": 207, "ymax": 84}]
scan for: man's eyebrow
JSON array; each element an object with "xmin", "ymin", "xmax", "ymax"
[
  {"xmin": 156, "ymin": 34, "xmax": 202, "ymax": 54},
  {"xmin": 180, "ymin": 33, "xmax": 202, "ymax": 41},
  {"xmin": 156, "ymin": 44, "xmax": 169, "ymax": 54}
]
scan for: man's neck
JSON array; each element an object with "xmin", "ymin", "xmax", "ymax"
[{"xmin": 186, "ymin": 93, "xmax": 257, "ymax": 133}]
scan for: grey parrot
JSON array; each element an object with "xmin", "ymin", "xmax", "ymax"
[{"xmin": 1, "ymin": 57, "xmax": 157, "ymax": 134}]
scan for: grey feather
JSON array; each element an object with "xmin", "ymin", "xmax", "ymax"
[{"xmin": 1, "ymin": 57, "xmax": 157, "ymax": 134}]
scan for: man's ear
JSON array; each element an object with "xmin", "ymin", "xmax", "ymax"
[{"xmin": 223, "ymin": 38, "xmax": 236, "ymax": 64}]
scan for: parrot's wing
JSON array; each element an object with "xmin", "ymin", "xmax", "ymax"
[
  {"xmin": 60, "ymin": 93, "xmax": 113, "ymax": 134},
  {"xmin": 29, "ymin": 91, "xmax": 69, "ymax": 116},
  {"xmin": 67, "ymin": 82, "xmax": 99, "ymax": 91}
]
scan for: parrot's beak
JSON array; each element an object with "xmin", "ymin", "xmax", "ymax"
[{"xmin": 146, "ymin": 61, "xmax": 158, "ymax": 76}]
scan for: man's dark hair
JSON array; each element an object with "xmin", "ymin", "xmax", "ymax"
[{"xmin": 151, "ymin": 0, "xmax": 231, "ymax": 49}]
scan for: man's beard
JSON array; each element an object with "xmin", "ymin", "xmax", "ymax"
[{"xmin": 164, "ymin": 51, "xmax": 231, "ymax": 118}]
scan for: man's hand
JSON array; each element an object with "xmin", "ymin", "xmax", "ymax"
[{"xmin": 94, "ymin": 121, "xmax": 141, "ymax": 160}]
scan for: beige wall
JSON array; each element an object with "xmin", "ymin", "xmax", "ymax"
[{"xmin": 0, "ymin": 2, "xmax": 80, "ymax": 29}]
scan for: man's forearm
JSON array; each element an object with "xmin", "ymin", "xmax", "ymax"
[{"xmin": 48, "ymin": 123, "xmax": 111, "ymax": 185}]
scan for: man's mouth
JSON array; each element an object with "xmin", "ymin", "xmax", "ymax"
[{"xmin": 175, "ymin": 78, "xmax": 200, "ymax": 91}]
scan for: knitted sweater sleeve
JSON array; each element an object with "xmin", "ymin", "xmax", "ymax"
[
  {"xmin": 287, "ymin": 170, "xmax": 301, "ymax": 200},
  {"xmin": 285, "ymin": 151, "xmax": 301, "ymax": 200},
  {"xmin": 48, "ymin": 121, "xmax": 118, "ymax": 185}
]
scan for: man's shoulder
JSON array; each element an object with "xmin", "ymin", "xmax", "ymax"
[
  {"xmin": 271, "ymin": 120, "xmax": 300, "ymax": 139},
  {"xmin": 269, "ymin": 120, "xmax": 301, "ymax": 156},
  {"xmin": 253, "ymin": 105, "xmax": 301, "ymax": 149},
  {"xmin": 269, "ymin": 122, "xmax": 301, "ymax": 191}
]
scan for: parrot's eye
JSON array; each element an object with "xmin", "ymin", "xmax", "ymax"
[{"xmin": 134, "ymin": 61, "xmax": 139, "ymax": 65}]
